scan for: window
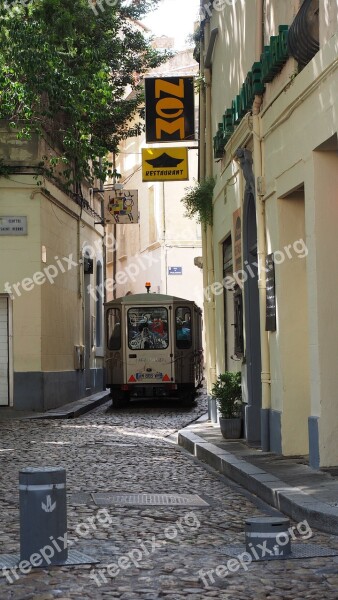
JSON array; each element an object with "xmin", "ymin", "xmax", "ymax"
[
  {"xmin": 107, "ymin": 308, "xmax": 121, "ymax": 351},
  {"xmin": 175, "ymin": 307, "xmax": 192, "ymax": 349},
  {"xmin": 128, "ymin": 307, "xmax": 168, "ymax": 350}
]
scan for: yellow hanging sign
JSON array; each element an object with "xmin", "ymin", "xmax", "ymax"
[{"xmin": 142, "ymin": 147, "xmax": 189, "ymax": 182}]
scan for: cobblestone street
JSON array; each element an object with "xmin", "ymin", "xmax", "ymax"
[{"xmin": 1, "ymin": 394, "xmax": 338, "ymax": 600}]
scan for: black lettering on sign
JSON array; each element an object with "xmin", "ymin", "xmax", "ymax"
[
  {"xmin": 145, "ymin": 77, "xmax": 195, "ymax": 143},
  {"xmin": 265, "ymin": 253, "xmax": 276, "ymax": 331}
]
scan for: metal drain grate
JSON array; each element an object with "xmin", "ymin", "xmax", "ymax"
[
  {"xmin": 91, "ymin": 492, "xmax": 209, "ymax": 507},
  {"xmin": 70, "ymin": 492, "xmax": 92, "ymax": 505},
  {"xmin": 0, "ymin": 550, "xmax": 99, "ymax": 570},
  {"xmin": 222, "ymin": 543, "xmax": 338, "ymax": 561}
]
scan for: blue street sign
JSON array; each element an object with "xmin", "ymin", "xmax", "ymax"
[{"xmin": 168, "ymin": 267, "xmax": 183, "ymax": 275}]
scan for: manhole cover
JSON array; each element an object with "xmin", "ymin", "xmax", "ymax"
[
  {"xmin": 222, "ymin": 543, "xmax": 338, "ymax": 561},
  {"xmin": 91, "ymin": 493, "xmax": 209, "ymax": 507},
  {"xmin": 0, "ymin": 550, "xmax": 99, "ymax": 570}
]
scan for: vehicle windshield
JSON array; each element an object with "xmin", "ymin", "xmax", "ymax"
[{"xmin": 128, "ymin": 307, "xmax": 169, "ymax": 350}]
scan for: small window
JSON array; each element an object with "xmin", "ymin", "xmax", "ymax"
[
  {"xmin": 176, "ymin": 307, "xmax": 192, "ymax": 349},
  {"xmin": 107, "ymin": 308, "xmax": 121, "ymax": 351},
  {"xmin": 128, "ymin": 307, "xmax": 168, "ymax": 350}
]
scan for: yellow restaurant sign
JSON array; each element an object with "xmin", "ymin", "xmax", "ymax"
[{"xmin": 142, "ymin": 147, "xmax": 189, "ymax": 182}]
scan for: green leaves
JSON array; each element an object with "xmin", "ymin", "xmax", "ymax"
[
  {"xmin": 212, "ymin": 372, "xmax": 242, "ymax": 419},
  {"xmin": 0, "ymin": 0, "xmax": 163, "ymax": 185},
  {"xmin": 181, "ymin": 176, "xmax": 215, "ymax": 227}
]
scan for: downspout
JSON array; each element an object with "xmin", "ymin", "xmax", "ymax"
[
  {"xmin": 112, "ymin": 153, "xmax": 117, "ymax": 299},
  {"xmin": 253, "ymin": 0, "xmax": 271, "ymax": 451},
  {"xmin": 162, "ymin": 181, "xmax": 167, "ymax": 294},
  {"xmin": 199, "ymin": 20, "xmax": 210, "ymax": 395},
  {"xmin": 204, "ymin": 19, "xmax": 217, "ymax": 392}
]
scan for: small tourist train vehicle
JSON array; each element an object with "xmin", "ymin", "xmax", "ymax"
[{"xmin": 105, "ymin": 292, "xmax": 204, "ymax": 407}]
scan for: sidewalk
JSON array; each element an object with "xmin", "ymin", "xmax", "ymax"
[
  {"xmin": 0, "ymin": 389, "xmax": 111, "ymax": 420},
  {"xmin": 178, "ymin": 415, "xmax": 338, "ymax": 536}
]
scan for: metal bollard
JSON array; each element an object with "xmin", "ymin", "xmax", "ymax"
[
  {"xmin": 245, "ymin": 516, "xmax": 292, "ymax": 559},
  {"xmin": 19, "ymin": 467, "xmax": 68, "ymax": 566}
]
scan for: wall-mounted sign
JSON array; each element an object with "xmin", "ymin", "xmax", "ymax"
[
  {"xmin": 145, "ymin": 77, "xmax": 195, "ymax": 143},
  {"xmin": 168, "ymin": 266, "xmax": 183, "ymax": 275},
  {"xmin": 0, "ymin": 216, "xmax": 27, "ymax": 235},
  {"xmin": 142, "ymin": 147, "xmax": 188, "ymax": 182},
  {"xmin": 265, "ymin": 253, "xmax": 276, "ymax": 331},
  {"xmin": 104, "ymin": 190, "xmax": 138, "ymax": 224}
]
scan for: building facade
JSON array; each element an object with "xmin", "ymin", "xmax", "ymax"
[
  {"xmin": 0, "ymin": 126, "xmax": 105, "ymax": 411},
  {"xmin": 199, "ymin": 0, "xmax": 338, "ymax": 466}
]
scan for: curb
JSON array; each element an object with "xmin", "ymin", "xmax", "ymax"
[
  {"xmin": 25, "ymin": 390, "xmax": 111, "ymax": 420},
  {"xmin": 178, "ymin": 428, "xmax": 338, "ymax": 535}
]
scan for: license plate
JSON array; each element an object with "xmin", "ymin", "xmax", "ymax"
[{"xmin": 136, "ymin": 373, "xmax": 163, "ymax": 380}]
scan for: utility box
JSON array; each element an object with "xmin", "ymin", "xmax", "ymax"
[
  {"xmin": 74, "ymin": 345, "xmax": 85, "ymax": 370},
  {"xmin": 19, "ymin": 467, "xmax": 68, "ymax": 566}
]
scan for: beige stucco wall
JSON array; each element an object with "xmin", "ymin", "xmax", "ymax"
[
  {"xmin": 320, "ymin": 0, "xmax": 338, "ymax": 46},
  {"xmin": 312, "ymin": 149, "xmax": 338, "ymax": 465},
  {"xmin": 40, "ymin": 194, "xmax": 104, "ymax": 372},
  {"xmin": 0, "ymin": 176, "xmax": 105, "ymax": 376},
  {"xmin": 209, "ymin": 0, "xmax": 256, "ymax": 168},
  {"xmin": 204, "ymin": 0, "xmax": 338, "ymax": 461},
  {"xmin": 262, "ymin": 33, "xmax": 338, "ymax": 460},
  {"xmin": 0, "ymin": 178, "xmax": 42, "ymax": 371}
]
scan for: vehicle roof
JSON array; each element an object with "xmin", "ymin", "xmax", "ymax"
[{"xmin": 105, "ymin": 293, "xmax": 199, "ymax": 306}]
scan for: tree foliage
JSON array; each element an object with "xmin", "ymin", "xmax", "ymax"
[{"xmin": 0, "ymin": 0, "xmax": 165, "ymax": 186}]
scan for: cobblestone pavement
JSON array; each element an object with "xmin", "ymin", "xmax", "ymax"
[{"xmin": 1, "ymin": 392, "xmax": 338, "ymax": 600}]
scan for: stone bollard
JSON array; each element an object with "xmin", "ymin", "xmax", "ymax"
[
  {"xmin": 19, "ymin": 467, "xmax": 68, "ymax": 566},
  {"xmin": 245, "ymin": 516, "xmax": 292, "ymax": 559}
]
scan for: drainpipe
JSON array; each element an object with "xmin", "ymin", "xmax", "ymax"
[
  {"xmin": 161, "ymin": 182, "xmax": 167, "ymax": 294},
  {"xmin": 203, "ymin": 21, "xmax": 217, "ymax": 392},
  {"xmin": 112, "ymin": 153, "xmax": 117, "ymax": 299},
  {"xmin": 199, "ymin": 23, "xmax": 211, "ymax": 394},
  {"xmin": 252, "ymin": 0, "xmax": 271, "ymax": 452}
]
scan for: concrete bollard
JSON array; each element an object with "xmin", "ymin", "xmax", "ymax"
[
  {"xmin": 19, "ymin": 467, "xmax": 68, "ymax": 566},
  {"xmin": 245, "ymin": 516, "xmax": 291, "ymax": 559}
]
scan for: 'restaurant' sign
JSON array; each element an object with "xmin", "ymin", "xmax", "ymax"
[
  {"xmin": 145, "ymin": 77, "xmax": 195, "ymax": 143},
  {"xmin": 142, "ymin": 147, "xmax": 188, "ymax": 182}
]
